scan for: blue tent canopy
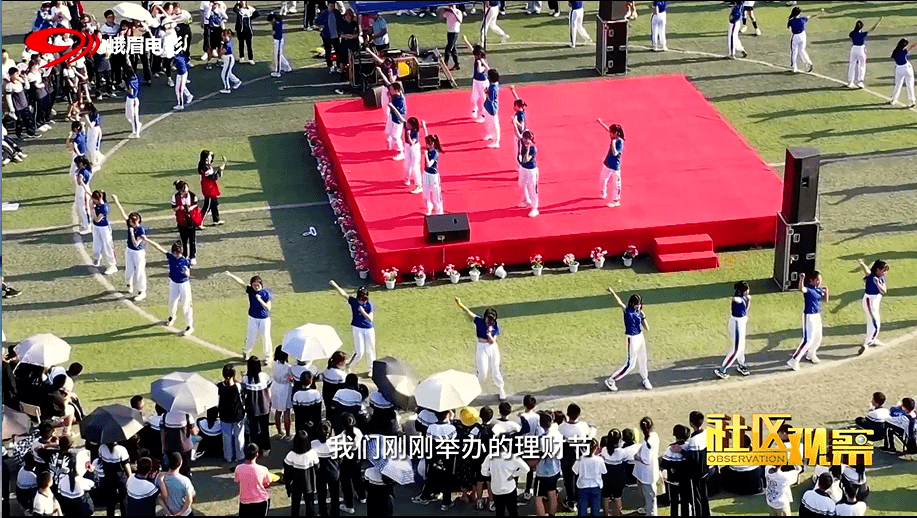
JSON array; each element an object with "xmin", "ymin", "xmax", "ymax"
[{"xmin": 350, "ymin": 1, "xmax": 476, "ymax": 14}]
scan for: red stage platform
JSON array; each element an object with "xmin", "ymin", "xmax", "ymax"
[{"xmin": 313, "ymin": 75, "xmax": 782, "ymax": 284}]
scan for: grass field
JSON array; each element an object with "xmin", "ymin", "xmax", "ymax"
[{"xmin": 2, "ymin": 1, "xmax": 917, "ymax": 515}]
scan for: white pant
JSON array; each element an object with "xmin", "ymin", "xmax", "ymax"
[
  {"xmin": 476, "ymin": 340, "xmax": 505, "ymax": 399},
  {"xmin": 273, "ymin": 38, "xmax": 292, "ymax": 73},
  {"xmin": 639, "ymin": 482, "xmax": 658, "ymax": 517},
  {"xmin": 168, "ymin": 280, "xmax": 194, "ymax": 328},
  {"xmin": 124, "ymin": 248, "xmax": 147, "ymax": 295},
  {"xmin": 848, "ymin": 45, "xmax": 867, "ymax": 84},
  {"xmin": 651, "ymin": 12, "xmax": 667, "ymax": 50},
  {"xmin": 569, "ymin": 8, "xmax": 590, "ymax": 46},
  {"xmin": 91, "ymin": 224, "xmax": 116, "ymax": 267},
  {"xmin": 791, "ymin": 313, "xmax": 822, "ymax": 360},
  {"xmin": 404, "ymin": 142, "xmax": 422, "ymax": 186},
  {"xmin": 125, "ymin": 97, "xmax": 141, "ymax": 135},
  {"xmin": 891, "ymin": 63, "xmax": 916, "ymax": 104},
  {"xmin": 728, "ymin": 22, "xmax": 744, "ymax": 57},
  {"xmin": 611, "ymin": 333, "xmax": 649, "ymax": 382},
  {"xmin": 175, "ymin": 72, "xmax": 193, "ymax": 106},
  {"xmin": 527, "ymin": 1, "xmax": 542, "ymax": 13},
  {"xmin": 74, "ymin": 185, "xmax": 90, "ymax": 232},
  {"xmin": 519, "ymin": 167, "xmax": 539, "ymax": 210},
  {"xmin": 422, "ymin": 172, "xmax": 444, "ymax": 215},
  {"xmin": 386, "ymin": 120, "xmax": 404, "ymax": 153},
  {"xmin": 221, "ymin": 54, "xmax": 240, "ymax": 89},
  {"xmin": 245, "ymin": 316, "xmax": 272, "ymax": 357},
  {"xmin": 722, "ymin": 316, "xmax": 748, "ymax": 369},
  {"xmin": 600, "ymin": 165, "xmax": 621, "ymax": 202},
  {"xmin": 484, "ymin": 109, "xmax": 500, "ymax": 146},
  {"xmin": 348, "ymin": 326, "xmax": 377, "ymax": 370},
  {"xmin": 790, "ymin": 32, "xmax": 811, "ymax": 71},
  {"xmin": 86, "ymin": 124, "xmax": 102, "ymax": 166},
  {"xmin": 471, "ymin": 79, "xmax": 489, "ymax": 118},
  {"xmin": 862, "ymin": 294, "xmax": 882, "ymax": 345},
  {"xmin": 480, "ymin": 6, "xmax": 506, "ymax": 43}
]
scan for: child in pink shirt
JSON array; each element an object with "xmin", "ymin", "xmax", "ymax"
[{"xmin": 234, "ymin": 444, "xmax": 272, "ymax": 515}]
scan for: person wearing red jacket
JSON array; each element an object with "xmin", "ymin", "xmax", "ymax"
[
  {"xmin": 171, "ymin": 180, "xmax": 201, "ymax": 265},
  {"xmin": 198, "ymin": 150, "xmax": 225, "ymax": 226}
]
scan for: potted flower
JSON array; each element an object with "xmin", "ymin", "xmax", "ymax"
[
  {"xmin": 382, "ymin": 267, "xmax": 398, "ymax": 289},
  {"xmin": 531, "ymin": 254, "xmax": 544, "ymax": 276},
  {"xmin": 412, "ymin": 265, "xmax": 427, "ymax": 287},
  {"xmin": 493, "ymin": 263, "xmax": 507, "ymax": 279},
  {"xmin": 622, "ymin": 245, "xmax": 639, "ymax": 267},
  {"xmin": 591, "ymin": 247, "xmax": 607, "ymax": 269},
  {"xmin": 355, "ymin": 257, "xmax": 369, "ymax": 280},
  {"xmin": 445, "ymin": 264, "xmax": 460, "ymax": 284},
  {"xmin": 467, "ymin": 256, "xmax": 483, "ymax": 282},
  {"xmin": 564, "ymin": 253, "xmax": 579, "ymax": 273}
]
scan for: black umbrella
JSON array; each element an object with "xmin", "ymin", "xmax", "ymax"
[
  {"xmin": 372, "ymin": 357, "xmax": 418, "ymax": 410},
  {"xmin": 80, "ymin": 404, "xmax": 145, "ymax": 444}
]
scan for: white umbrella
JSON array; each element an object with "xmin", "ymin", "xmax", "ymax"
[
  {"xmin": 282, "ymin": 324, "xmax": 343, "ymax": 362},
  {"xmin": 14, "ymin": 334, "xmax": 71, "ymax": 368},
  {"xmin": 415, "ymin": 370, "xmax": 482, "ymax": 412},
  {"xmin": 150, "ymin": 372, "xmax": 219, "ymax": 417},
  {"xmin": 3, "ymin": 406, "xmax": 31, "ymax": 440},
  {"xmin": 112, "ymin": 2, "xmax": 154, "ymax": 23}
]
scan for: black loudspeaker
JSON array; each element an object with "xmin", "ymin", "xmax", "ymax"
[
  {"xmin": 424, "ymin": 213, "xmax": 470, "ymax": 244},
  {"xmin": 599, "ymin": 1, "xmax": 628, "ymax": 21},
  {"xmin": 350, "ymin": 51, "xmax": 378, "ymax": 91},
  {"xmin": 362, "ymin": 85, "xmax": 386, "ymax": 109},
  {"xmin": 596, "ymin": 18, "xmax": 628, "ymax": 75},
  {"xmin": 773, "ymin": 213, "xmax": 820, "ymax": 291},
  {"xmin": 781, "ymin": 147, "xmax": 820, "ymax": 224}
]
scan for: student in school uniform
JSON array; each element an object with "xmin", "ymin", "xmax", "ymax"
[
  {"xmin": 480, "ymin": 1, "xmax": 509, "ymax": 45},
  {"xmin": 569, "ymin": 1, "xmax": 593, "ymax": 48},
  {"xmin": 633, "ymin": 417, "xmax": 660, "ymax": 517},
  {"xmin": 412, "ymin": 410, "xmax": 459, "ymax": 510},
  {"xmin": 889, "ymin": 38, "xmax": 917, "ymax": 108},
  {"xmin": 765, "ymin": 464, "xmax": 802, "ymax": 516},
  {"xmin": 799, "ymin": 473, "xmax": 837, "ymax": 516},
  {"xmin": 650, "ymin": 1, "xmax": 668, "ymax": 52},
  {"xmin": 145, "ymin": 239, "xmax": 195, "ymax": 336},
  {"xmin": 242, "ymin": 357, "xmax": 274, "ymax": 456},
  {"xmin": 219, "ymin": 29, "xmax": 243, "ymax": 94},
  {"xmin": 125, "ymin": 458, "xmax": 161, "ymax": 516},
  {"xmin": 573, "ymin": 439, "xmax": 606, "ymax": 516},
  {"xmin": 312, "ymin": 420, "xmax": 342, "ymax": 516},
  {"xmin": 83, "ymin": 103, "xmax": 102, "ymax": 168},
  {"xmin": 740, "ymin": 1, "xmax": 761, "ymax": 36},
  {"xmin": 422, "ymin": 131, "xmax": 446, "ymax": 216},
  {"xmin": 600, "ymin": 429, "xmax": 627, "ymax": 516},
  {"xmin": 456, "ymin": 297, "xmax": 507, "ymax": 401},
  {"xmin": 329, "ymin": 281, "xmax": 376, "ymax": 373},
  {"xmin": 517, "ymin": 130, "xmax": 540, "ymax": 218},
  {"xmin": 224, "ymin": 272, "xmax": 273, "ymax": 361},
  {"xmin": 267, "ymin": 13, "xmax": 293, "ymax": 77},
  {"xmin": 4, "ymin": 68, "xmax": 38, "ymax": 140},
  {"xmin": 203, "ymin": 1, "xmax": 227, "ymax": 69},
  {"xmin": 660, "ymin": 425, "xmax": 691, "ymax": 517},
  {"xmin": 857, "ymin": 259, "xmax": 888, "ymax": 353},
  {"xmin": 604, "ymin": 288, "xmax": 653, "ymax": 392},
  {"xmin": 32, "ymin": 472, "xmax": 62, "ymax": 517},
  {"xmin": 233, "ymin": 1, "xmax": 259, "ymax": 64},
  {"xmin": 787, "ymin": 7, "xmax": 824, "ymax": 73},
  {"xmin": 171, "ymin": 180, "xmax": 200, "ymax": 265},
  {"xmin": 518, "ymin": 395, "xmax": 540, "ymax": 500},
  {"xmin": 463, "ymin": 37, "xmax": 491, "ymax": 123},
  {"xmin": 172, "ymin": 51, "xmax": 194, "ymax": 110},
  {"xmin": 787, "ymin": 271, "xmax": 828, "ymax": 371},
  {"xmin": 386, "ymin": 82, "xmax": 407, "ymax": 160},
  {"xmin": 271, "ymin": 346, "xmax": 294, "ymax": 440},
  {"xmin": 72, "ymin": 155, "xmax": 93, "ymax": 236},
  {"xmin": 558, "ymin": 404, "xmax": 591, "ymax": 512},
  {"xmin": 292, "ymin": 371, "xmax": 323, "ymax": 440},
  {"xmin": 124, "ymin": 66, "xmax": 142, "ymax": 138},
  {"xmin": 596, "ymin": 119, "xmax": 624, "ymax": 208},
  {"xmin": 198, "ymin": 151, "xmax": 226, "ymax": 226},
  {"xmin": 727, "ymin": 1, "xmax": 747, "ymax": 59},
  {"xmin": 98, "ymin": 440, "xmax": 132, "ymax": 516},
  {"xmin": 112, "ymin": 195, "xmax": 149, "ymax": 301},
  {"xmin": 835, "ymin": 483, "xmax": 867, "ymax": 516},
  {"xmin": 320, "ymin": 352, "xmax": 347, "ymax": 423},
  {"xmin": 483, "ymin": 69, "xmax": 501, "ymax": 148},
  {"xmin": 89, "ymin": 190, "xmax": 118, "ymax": 276},
  {"xmin": 855, "ymin": 391, "xmax": 890, "ymax": 441},
  {"xmin": 534, "ymin": 412, "xmax": 562, "ymax": 516},
  {"xmin": 715, "ymin": 281, "xmax": 752, "ymax": 379},
  {"xmin": 847, "ymin": 19, "xmax": 882, "ymax": 89},
  {"xmin": 283, "ymin": 431, "xmax": 319, "ymax": 517},
  {"xmin": 509, "ymin": 86, "xmax": 528, "ymax": 150},
  {"xmin": 443, "ymin": 5, "xmax": 464, "ymax": 70},
  {"xmin": 402, "ymin": 117, "xmax": 424, "ymax": 194}
]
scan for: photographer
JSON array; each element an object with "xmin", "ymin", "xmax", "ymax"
[{"xmin": 198, "ymin": 149, "xmax": 225, "ymax": 226}]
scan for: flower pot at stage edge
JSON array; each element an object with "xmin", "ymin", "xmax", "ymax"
[
  {"xmin": 415, "ymin": 277, "xmax": 426, "ymax": 287},
  {"xmin": 623, "ymin": 257, "xmax": 633, "ymax": 267},
  {"xmin": 450, "ymin": 274, "xmax": 461, "ymax": 284},
  {"xmin": 594, "ymin": 258, "xmax": 605, "ymax": 269},
  {"xmin": 568, "ymin": 263, "xmax": 579, "ymax": 273},
  {"xmin": 532, "ymin": 266, "xmax": 544, "ymax": 276},
  {"xmin": 494, "ymin": 266, "xmax": 507, "ymax": 279},
  {"xmin": 384, "ymin": 279, "xmax": 396, "ymax": 290},
  {"xmin": 469, "ymin": 270, "xmax": 481, "ymax": 282},
  {"xmin": 358, "ymin": 270, "xmax": 369, "ymax": 280},
  {"xmin": 350, "ymin": 249, "xmax": 356, "ymax": 259}
]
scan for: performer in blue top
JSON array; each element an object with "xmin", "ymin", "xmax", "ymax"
[
  {"xmin": 83, "ymin": 103, "xmax": 103, "ymax": 168},
  {"xmin": 483, "ymin": 69, "xmax": 501, "ymax": 148},
  {"xmin": 219, "ymin": 29, "xmax": 242, "ymax": 94},
  {"xmin": 788, "ymin": 271, "xmax": 829, "ymax": 370},
  {"xmin": 464, "ymin": 35, "xmax": 490, "ymax": 122},
  {"xmin": 386, "ymin": 82, "xmax": 407, "ymax": 160},
  {"xmin": 508, "ymin": 85, "xmax": 528, "ymax": 147},
  {"xmin": 89, "ymin": 190, "xmax": 118, "ymax": 276},
  {"xmin": 517, "ymin": 130, "xmax": 540, "ymax": 218},
  {"xmin": 124, "ymin": 67, "xmax": 142, "ymax": 138},
  {"xmin": 569, "ymin": 0, "xmax": 593, "ymax": 48},
  {"xmin": 890, "ymin": 38, "xmax": 917, "ymax": 107},
  {"xmin": 329, "ymin": 281, "xmax": 377, "ymax": 373},
  {"xmin": 112, "ymin": 195, "xmax": 149, "ymax": 302},
  {"xmin": 715, "ymin": 281, "xmax": 751, "ymax": 379},
  {"xmin": 421, "ymin": 126, "xmax": 445, "ymax": 216},
  {"xmin": 857, "ymin": 259, "xmax": 889, "ymax": 353},
  {"xmin": 605, "ymin": 288, "xmax": 652, "ymax": 392},
  {"xmin": 727, "ymin": 1, "xmax": 747, "ymax": 59},
  {"xmin": 597, "ymin": 118, "xmax": 625, "ymax": 208},
  {"xmin": 145, "ymin": 239, "xmax": 195, "ymax": 336},
  {"xmin": 456, "ymin": 297, "xmax": 507, "ymax": 401},
  {"xmin": 226, "ymin": 272, "xmax": 273, "ymax": 362},
  {"xmin": 267, "ymin": 13, "xmax": 293, "ymax": 77},
  {"xmin": 651, "ymin": 1, "xmax": 668, "ymax": 52},
  {"xmin": 402, "ymin": 117, "xmax": 424, "ymax": 194},
  {"xmin": 847, "ymin": 18, "xmax": 882, "ymax": 89},
  {"xmin": 787, "ymin": 6, "xmax": 824, "ymax": 73},
  {"xmin": 72, "ymin": 155, "xmax": 93, "ymax": 235},
  {"xmin": 67, "ymin": 120, "xmax": 88, "ymax": 176},
  {"xmin": 172, "ymin": 51, "xmax": 194, "ymax": 111}
]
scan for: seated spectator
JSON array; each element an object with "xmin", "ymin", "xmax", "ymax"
[
  {"xmin": 125, "ymin": 457, "xmax": 160, "ymax": 516},
  {"xmin": 32, "ymin": 471, "xmax": 62, "ymax": 517},
  {"xmin": 15, "ymin": 454, "xmax": 39, "ymax": 512},
  {"xmin": 14, "ymin": 362, "xmax": 46, "ymax": 407},
  {"xmin": 881, "ymin": 397, "xmax": 916, "ymax": 454},
  {"xmin": 854, "ymin": 391, "xmax": 889, "ymax": 440},
  {"xmin": 42, "ymin": 374, "xmax": 76, "ymax": 435},
  {"xmin": 765, "ymin": 464, "xmax": 802, "ymax": 517},
  {"xmin": 811, "ymin": 464, "xmax": 843, "ymax": 502},
  {"xmin": 292, "ymin": 371, "xmax": 323, "ymax": 441},
  {"xmin": 158, "ymin": 452, "xmax": 195, "ymax": 517},
  {"xmin": 721, "ymin": 433, "xmax": 765, "ymax": 495},
  {"xmin": 835, "ymin": 483, "xmax": 867, "ymax": 516},
  {"xmin": 196, "ymin": 407, "xmax": 223, "ymax": 459},
  {"xmin": 799, "ymin": 473, "xmax": 837, "ymax": 516},
  {"xmin": 841, "ymin": 463, "xmax": 869, "ymax": 502}
]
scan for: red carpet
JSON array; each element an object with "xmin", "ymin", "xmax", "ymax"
[{"xmin": 314, "ymin": 75, "xmax": 782, "ymax": 283}]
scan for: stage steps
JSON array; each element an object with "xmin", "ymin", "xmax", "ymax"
[{"xmin": 653, "ymin": 234, "xmax": 719, "ymax": 272}]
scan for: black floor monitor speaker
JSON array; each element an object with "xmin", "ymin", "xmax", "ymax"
[
  {"xmin": 599, "ymin": 1, "xmax": 628, "ymax": 21},
  {"xmin": 425, "ymin": 213, "xmax": 470, "ymax": 244},
  {"xmin": 350, "ymin": 51, "xmax": 378, "ymax": 92},
  {"xmin": 416, "ymin": 61, "xmax": 440, "ymax": 89},
  {"xmin": 774, "ymin": 213, "xmax": 820, "ymax": 291},
  {"xmin": 596, "ymin": 18, "xmax": 628, "ymax": 75},
  {"xmin": 363, "ymin": 85, "xmax": 386, "ymax": 109},
  {"xmin": 781, "ymin": 147, "xmax": 820, "ymax": 224}
]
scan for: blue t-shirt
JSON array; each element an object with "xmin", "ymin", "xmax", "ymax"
[
  {"xmin": 802, "ymin": 286, "xmax": 824, "ymax": 315},
  {"xmin": 604, "ymin": 138, "xmax": 624, "ymax": 170},
  {"xmin": 571, "ymin": 1, "xmax": 584, "ymax": 10},
  {"xmin": 90, "ymin": 112, "xmax": 101, "ymax": 127},
  {"xmin": 623, "ymin": 307, "xmax": 644, "ymax": 336},
  {"xmin": 731, "ymin": 295, "xmax": 750, "ymax": 318},
  {"xmin": 76, "ymin": 167, "xmax": 92, "ymax": 186},
  {"xmin": 208, "ymin": 10, "xmax": 225, "ymax": 27},
  {"xmin": 73, "ymin": 132, "xmax": 88, "ymax": 155},
  {"xmin": 272, "ymin": 19, "xmax": 283, "ymax": 40},
  {"xmin": 849, "ymin": 30, "xmax": 868, "ymax": 46},
  {"xmin": 390, "ymin": 95, "xmax": 406, "ymax": 124},
  {"xmin": 174, "ymin": 53, "xmax": 189, "ymax": 74},
  {"xmin": 473, "ymin": 59, "xmax": 487, "ymax": 82},
  {"xmin": 425, "ymin": 149, "xmax": 439, "ymax": 175},
  {"xmin": 126, "ymin": 223, "xmax": 146, "ymax": 251},
  {"xmin": 864, "ymin": 274, "xmax": 885, "ymax": 296},
  {"xmin": 348, "ymin": 296, "xmax": 373, "ymax": 329},
  {"xmin": 653, "ymin": 1, "xmax": 668, "ymax": 13},
  {"xmin": 126, "ymin": 75, "xmax": 141, "ymax": 99},
  {"xmin": 406, "ymin": 128, "xmax": 419, "ymax": 144},
  {"xmin": 246, "ymin": 286, "xmax": 271, "ymax": 319},
  {"xmin": 519, "ymin": 144, "xmax": 537, "ymax": 170},
  {"xmin": 729, "ymin": 4, "xmax": 743, "ymax": 24},
  {"xmin": 488, "ymin": 1, "xmax": 500, "ymax": 6},
  {"xmin": 473, "ymin": 316, "xmax": 499, "ymax": 340},
  {"xmin": 485, "ymin": 83, "xmax": 499, "ymax": 116},
  {"xmin": 167, "ymin": 253, "xmax": 191, "ymax": 283},
  {"xmin": 514, "ymin": 110, "xmax": 526, "ymax": 129},
  {"xmin": 788, "ymin": 16, "xmax": 808, "ymax": 35},
  {"xmin": 222, "ymin": 39, "xmax": 233, "ymax": 56},
  {"xmin": 893, "ymin": 49, "xmax": 909, "ymax": 66},
  {"xmin": 93, "ymin": 203, "xmax": 110, "ymax": 227}
]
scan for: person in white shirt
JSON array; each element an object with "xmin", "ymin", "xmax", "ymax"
[
  {"xmin": 799, "ymin": 473, "xmax": 836, "ymax": 516},
  {"xmin": 534, "ymin": 412, "xmax": 562, "ymax": 516},
  {"xmin": 855, "ymin": 391, "xmax": 890, "ymax": 440},
  {"xmin": 492, "ymin": 401, "xmax": 522, "ymax": 437},
  {"xmin": 558, "ymin": 404, "xmax": 591, "ymax": 512},
  {"xmin": 31, "ymin": 471, "xmax": 61, "ymax": 517},
  {"xmin": 442, "ymin": 5, "xmax": 463, "ymax": 70},
  {"xmin": 572, "ymin": 439, "xmax": 606, "ymax": 516},
  {"xmin": 480, "ymin": 445, "xmax": 530, "ymax": 516},
  {"xmin": 633, "ymin": 417, "xmax": 659, "ymax": 516},
  {"xmin": 765, "ymin": 465, "xmax": 802, "ymax": 516},
  {"xmin": 835, "ymin": 483, "xmax": 867, "ymax": 516}
]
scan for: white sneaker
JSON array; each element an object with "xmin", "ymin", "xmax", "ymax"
[
  {"xmin": 190, "ymin": 258, "xmax": 197, "ymax": 266},
  {"xmin": 271, "ymin": 72, "xmax": 281, "ymax": 78},
  {"xmin": 187, "ymin": 95, "xmax": 194, "ymax": 104},
  {"xmin": 39, "ymin": 124, "xmax": 52, "ymax": 132},
  {"xmin": 740, "ymin": 25, "xmax": 747, "ymax": 33},
  {"xmin": 410, "ymin": 186, "xmax": 423, "ymax": 194},
  {"xmin": 182, "ymin": 326, "xmax": 194, "ymax": 336},
  {"xmin": 847, "ymin": 82, "xmax": 856, "ymax": 89},
  {"xmin": 392, "ymin": 153, "xmax": 405, "ymax": 161},
  {"xmin": 487, "ymin": 142, "xmax": 500, "ymax": 148},
  {"xmin": 755, "ymin": 28, "xmax": 761, "ymax": 36},
  {"xmin": 93, "ymin": 257, "xmax": 101, "ymax": 267},
  {"xmin": 168, "ymin": 78, "xmax": 175, "ymax": 87},
  {"xmin": 642, "ymin": 379, "xmax": 653, "ymax": 390},
  {"xmin": 129, "ymin": 133, "xmax": 140, "ymax": 139},
  {"xmin": 806, "ymin": 354, "xmax": 820, "ymax": 364},
  {"xmin": 104, "ymin": 266, "xmax": 118, "ymax": 275},
  {"xmin": 856, "ymin": 82, "xmax": 865, "ymax": 89},
  {"xmin": 528, "ymin": 209, "xmax": 539, "ymax": 218},
  {"xmin": 604, "ymin": 378, "xmax": 618, "ymax": 392},
  {"xmin": 787, "ymin": 359, "xmax": 800, "ymax": 371},
  {"xmin": 220, "ymin": 89, "xmax": 231, "ymax": 94},
  {"xmin": 134, "ymin": 292, "xmax": 146, "ymax": 301},
  {"xmin": 173, "ymin": 105, "xmax": 185, "ymax": 110},
  {"xmin": 872, "ymin": 339, "xmax": 885, "ymax": 346},
  {"xmin": 340, "ymin": 505, "xmax": 355, "ymax": 514},
  {"xmin": 232, "ymin": 81, "xmax": 242, "ymax": 89},
  {"xmin": 607, "ymin": 201, "xmax": 621, "ymax": 208},
  {"xmin": 166, "ymin": 316, "xmax": 174, "ymax": 327},
  {"xmin": 501, "ymin": 34, "xmax": 510, "ymax": 43}
]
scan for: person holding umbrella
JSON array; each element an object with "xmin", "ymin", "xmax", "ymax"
[
  {"xmin": 225, "ymin": 272, "xmax": 272, "ymax": 362},
  {"xmin": 329, "ymin": 281, "xmax": 376, "ymax": 374},
  {"xmin": 455, "ymin": 298, "xmax": 507, "ymax": 401}
]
